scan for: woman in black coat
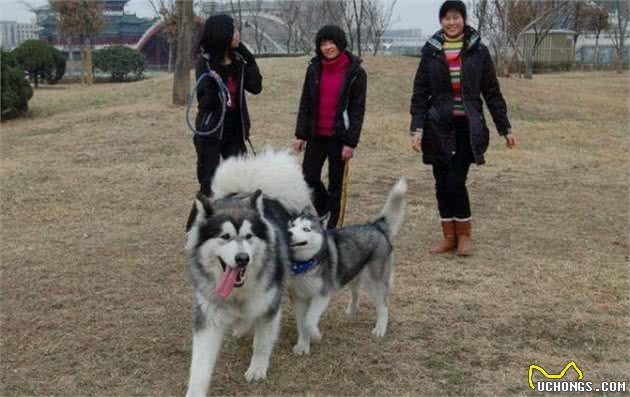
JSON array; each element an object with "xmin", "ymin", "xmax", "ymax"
[
  {"xmin": 409, "ymin": 1, "xmax": 516, "ymax": 256},
  {"xmin": 193, "ymin": 14, "xmax": 262, "ymax": 197}
]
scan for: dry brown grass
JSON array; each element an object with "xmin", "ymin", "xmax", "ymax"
[{"xmin": 1, "ymin": 56, "xmax": 629, "ymax": 397}]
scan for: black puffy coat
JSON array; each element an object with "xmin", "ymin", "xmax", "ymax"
[
  {"xmin": 295, "ymin": 52, "xmax": 367, "ymax": 148},
  {"xmin": 195, "ymin": 44, "xmax": 262, "ymax": 141},
  {"xmin": 410, "ymin": 27, "xmax": 511, "ymax": 165}
]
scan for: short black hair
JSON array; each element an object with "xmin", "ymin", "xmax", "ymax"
[
  {"xmin": 315, "ymin": 25, "xmax": 348, "ymax": 57},
  {"xmin": 439, "ymin": 0, "xmax": 467, "ymax": 21}
]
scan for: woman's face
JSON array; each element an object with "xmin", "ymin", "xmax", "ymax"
[
  {"xmin": 440, "ymin": 10, "xmax": 465, "ymax": 38},
  {"xmin": 320, "ymin": 40, "xmax": 340, "ymax": 60},
  {"xmin": 231, "ymin": 22, "xmax": 240, "ymax": 49}
]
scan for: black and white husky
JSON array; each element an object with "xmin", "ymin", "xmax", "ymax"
[
  {"xmin": 184, "ymin": 150, "xmax": 311, "ymax": 397},
  {"xmin": 287, "ymin": 179, "xmax": 407, "ymax": 355}
]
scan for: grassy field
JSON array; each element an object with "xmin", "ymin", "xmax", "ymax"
[{"xmin": 1, "ymin": 56, "xmax": 628, "ymax": 396}]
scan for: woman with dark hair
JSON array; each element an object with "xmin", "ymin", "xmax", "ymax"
[
  {"xmin": 293, "ymin": 25, "xmax": 367, "ymax": 229},
  {"xmin": 193, "ymin": 14, "xmax": 262, "ymax": 197},
  {"xmin": 409, "ymin": 0, "xmax": 516, "ymax": 256}
]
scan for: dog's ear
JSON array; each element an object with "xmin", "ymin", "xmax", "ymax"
[
  {"xmin": 193, "ymin": 192, "xmax": 213, "ymax": 223},
  {"xmin": 320, "ymin": 212, "xmax": 331, "ymax": 228},
  {"xmin": 250, "ymin": 189, "xmax": 264, "ymax": 214}
]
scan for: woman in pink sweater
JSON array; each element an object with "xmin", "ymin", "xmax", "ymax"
[{"xmin": 293, "ymin": 25, "xmax": 367, "ymax": 229}]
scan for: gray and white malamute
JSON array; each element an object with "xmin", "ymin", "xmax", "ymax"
[
  {"xmin": 287, "ymin": 178, "xmax": 407, "ymax": 355},
  {"xmin": 184, "ymin": 150, "xmax": 311, "ymax": 397}
]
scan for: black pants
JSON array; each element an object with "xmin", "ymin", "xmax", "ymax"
[
  {"xmin": 193, "ymin": 128, "xmax": 246, "ymax": 196},
  {"xmin": 302, "ymin": 135, "xmax": 349, "ymax": 229},
  {"xmin": 432, "ymin": 117, "xmax": 474, "ymax": 221}
]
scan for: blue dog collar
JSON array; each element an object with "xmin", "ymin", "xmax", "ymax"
[{"xmin": 291, "ymin": 259, "xmax": 318, "ymax": 276}]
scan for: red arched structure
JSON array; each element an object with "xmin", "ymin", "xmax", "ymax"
[{"xmin": 136, "ymin": 16, "xmax": 206, "ymax": 70}]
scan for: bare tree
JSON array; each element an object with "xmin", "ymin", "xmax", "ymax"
[
  {"xmin": 148, "ymin": 0, "xmax": 177, "ymax": 72},
  {"xmin": 476, "ymin": 0, "xmax": 489, "ymax": 34},
  {"xmin": 568, "ymin": 0, "xmax": 588, "ymax": 51},
  {"xmin": 517, "ymin": 1, "xmax": 570, "ymax": 79},
  {"xmin": 607, "ymin": 0, "xmax": 630, "ymax": 73},
  {"xmin": 566, "ymin": 1, "xmax": 609, "ymax": 69},
  {"xmin": 352, "ymin": 0, "xmax": 366, "ymax": 56},
  {"xmin": 472, "ymin": 0, "xmax": 572, "ymax": 78},
  {"xmin": 173, "ymin": 0, "xmax": 193, "ymax": 105},
  {"xmin": 339, "ymin": 0, "xmax": 356, "ymax": 51},
  {"xmin": 229, "ymin": 0, "xmax": 243, "ymax": 34},
  {"xmin": 196, "ymin": 0, "xmax": 221, "ymax": 16},
  {"xmin": 295, "ymin": 0, "xmax": 326, "ymax": 53},
  {"xmin": 324, "ymin": 0, "xmax": 347, "ymax": 25},
  {"xmin": 22, "ymin": 0, "xmax": 76, "ymax": 73},
  {"xmin": 49, "ymin": 0, "xmax": 106, "ymax": 85},
  {"xmin": 589, "ymin": 4, "xmax": 609, "ymax": 68},
  {"xmin": 296, "ymin": 0, "xmax": 320, "ymax": 53},
  {"xmin": 250, "ymin": 0, "xmax": 266, "ymax": 53},
  {"xmin": 470, "ymin": 0, "xmax": 513, "ymax": 76},
  {"xmin": 364, "ymin": 0, "xmax": 397, "ymax": 56},
  {"xmin": 277, "ymin": 0, "xmax": 300, "ymax": 54}
]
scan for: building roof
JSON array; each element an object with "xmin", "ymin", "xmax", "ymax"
[
  {"xmin": 39, "ymin": 13, "xmax": 156, "ymax": 41},
  {"xmin": 523, "ymin": 29, "xmax": 576, "ymax": 35}
]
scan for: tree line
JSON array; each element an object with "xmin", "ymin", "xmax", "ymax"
[{"xmin": 469, "ymin": 0, "xmax": 629, "ymax": 77}]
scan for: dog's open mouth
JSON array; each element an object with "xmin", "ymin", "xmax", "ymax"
[
  {"xmin": 216, "ymin": 258, "xmax": 247, "ymax": 299},
  {"xmin": 234, "ymin": 267, "xmax": 246, "ymax": 287},
  {"xmin": 290, "ymin": 241, "xmax": 308, "ymax": 247}
]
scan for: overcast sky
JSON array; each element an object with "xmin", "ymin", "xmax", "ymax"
[{"xmin": 1, "ymin": 0, "xmax": 443, "ymax": 34}]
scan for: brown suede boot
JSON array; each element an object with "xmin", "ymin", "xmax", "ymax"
[
  {"xmin": 455, "ymin": 220, "xmax": 472, "ymax": 256},
  {"xmin": 430, "ymin": 221, "xmax": 457, "ymax": 254}
]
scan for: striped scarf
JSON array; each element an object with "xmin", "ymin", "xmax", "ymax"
[{"xmin": 444, "ymin": 34, "xmax": 465, "ymax": 117}]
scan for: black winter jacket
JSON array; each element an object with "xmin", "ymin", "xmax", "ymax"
[
  {"xmin": 195, "ymin": 43, "xmax": 262, "ymax": 141},
  {"xmin": 295, "ymin": 52, "xmax": 367, "ymax": 148},
  {"xmin": 410, "ymin": 27, "xmax": 511, "ymax": 165}
]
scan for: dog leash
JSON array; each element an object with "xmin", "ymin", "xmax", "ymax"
[
  {"xmin": 185, "ymin": 69, "xmax": 231, "ymax": 137},
  {"xmin": 186, "ymin": 67, "xmax": 258, "ymax": 157}
]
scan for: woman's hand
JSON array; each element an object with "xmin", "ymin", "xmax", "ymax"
[
  {"xmin": 411, "ymin": 135, "xmax": 422, "ymax": 153},
  {"xmin": 504, "ymin": 134, "xmax": 516, "ymax": 149},
  {"xmin": 341, "ymin": 146, "xmax": 354, "ymax": 161},
  {"xmin": 293, "ymin": 139, "xmax": 306, "ymax": 153}
]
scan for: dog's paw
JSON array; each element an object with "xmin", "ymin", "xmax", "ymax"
[
  {"xmin": 292, "ymin": 343, "xmax": 310, "ymax": 355},
  {"xmin": 244, "ymin": 364, "xmax": 268, "ymax": 382},
  {"xmin": 310, "ymin": 328, "xmax": 322, "ymax": 343},
  {"xmin": 371, "ymin": 324, "xmax": 387, "ymax": 337}
]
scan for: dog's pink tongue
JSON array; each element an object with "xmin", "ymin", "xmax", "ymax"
[{"xmin": 216, "ymin": 268, "xmax": 238, "ymax": 299}]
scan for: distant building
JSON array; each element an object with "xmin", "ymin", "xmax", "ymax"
[
  {"xmin": 381, "ymin": 29, "xmax": 423, "ymax": 56},
  {"xmin": 35, "ymin": 0, "xmax": 156, "ymax": 73},
  {"xmin": 0, "ymin": 21, "xmax": 17, "ymax": 49},
  {"xmin": 38, "ymin": 1, "xmax": 155, "ymax": 48},
  {"xmin": 0, "ymin": 21, "xmax": 40, "ymax": 49},
  {"xmin": 576, "ymin": 2, "xmax": 630, "ymax": 66},
  {"xmin": 518, "ymin": 2, "xmax": 630, "ymax": 68},
  {"xmin": 575, "ymin": 32, "xmax": 630, "ymax": 66},
  {"xmin": 520, "ymin": 29, "xmax": 576, "ymax": 69}
]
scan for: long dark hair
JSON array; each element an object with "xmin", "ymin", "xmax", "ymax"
[{"xmin": 197, "ymin": 14, "xmax": 234, "ymax": 64}]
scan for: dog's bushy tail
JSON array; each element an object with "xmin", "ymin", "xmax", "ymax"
[{"xmin": 379, "ymin": 178, "xmax": 408, "ymax": 239}]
